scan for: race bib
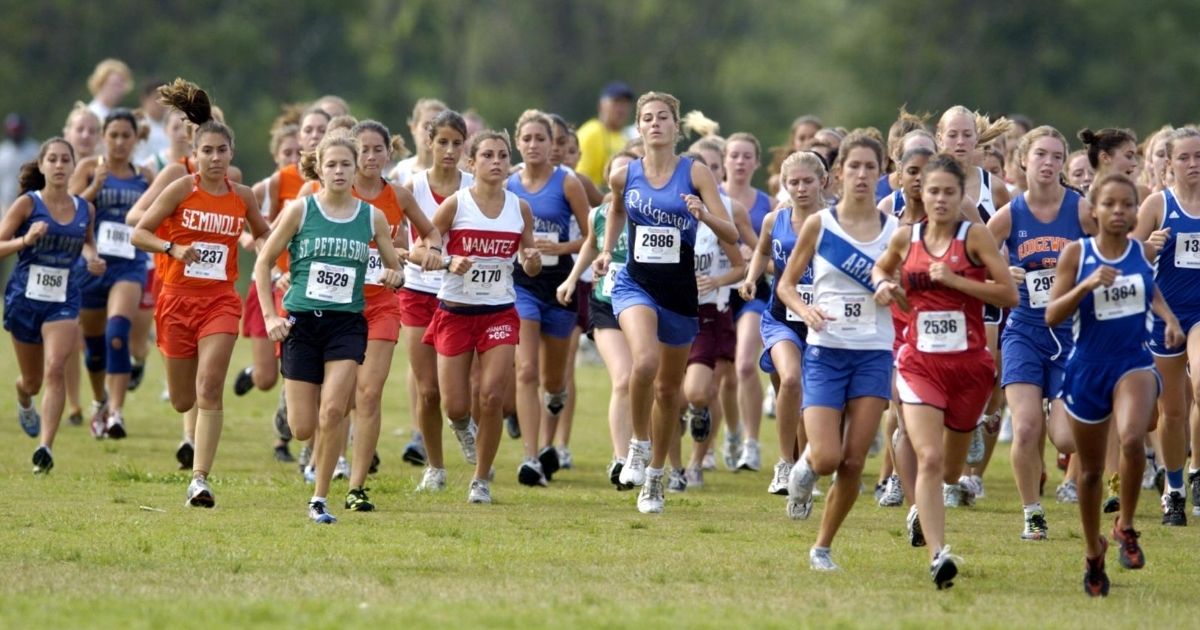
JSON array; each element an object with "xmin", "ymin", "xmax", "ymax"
[
  {"xmin": 633, "ymin": 226, "xmax": 680, "ymax": 264},
  {"xmin": 1024, "ymin": 268, "xmax": 1056, "ymax": 308},
  {"xmin": 365, "ymin": 248, "xmax": 383, "ymax": 286},
  {"xmin": 97, "ymin": 221, "xmax": 135, "ymax": 259},
  {"xmin": 535, "ymin": 231, "xmax": 560, "ymax": 266},
  {"xmin": 1093, "ymin": 274, "xmax": 1145, "ymax": 321},
  {"xmin": 786, "ymin": 284, "xmax": 815, "ymax": 322},
  {"xmin": 1175, "ymin": 233, "xmax": 1200, "ymax": 269},
  {"xmin": 183, "ymin": 242, "xmax": 228, "ymax": 281},
  {"xmin": 602, "ymin": 263, "xmax": 625, "ymax": 298},
  {"xmin": 25, "ymin": 264, "xmax": 68, "ymax": 303},
  {"xmin": 464, "ymin": 261, "xmax": 508, "ymax": 299},
  {"xmin": 822, "ymin": 294, "xmax": 877, "ymax": 336},
  {"xmin": 305, "ymin": 262, "xmax": 355, "ymax": 304},
  {"xmin": 916, "ymin": 310, "xmax": 967, "ymax": 353}
]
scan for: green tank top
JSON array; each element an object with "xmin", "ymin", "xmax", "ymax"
[
  {"xmin": 591, "ymin": 202, "xmax": 629, "ymax": 304},
  {"xmin": 284, "ymin": 195, "xmax": 374, "ymax": 313}
]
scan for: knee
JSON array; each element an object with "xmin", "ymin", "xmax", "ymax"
[
  {"xmin": 611, "ymin": 372, "xmax": 631, "ymax": 396},
  {"xmin": 1120, "ymin": 434, "xmax": 1145, "ymax": 459},
  {"xmin": 653, "ymin": 379, "xmax": 680, "ymax": 407},
  {"xmin": 809, "ymin": 451, "xmax": 841, "ymax": 476},
  {"xmin": 778, "ymin": 371, "xmax": 801, "ymax": 394},
  {"xmin": 170, "ymin": 394, "xmax": 196, "ymax": 415},
  {"xmin": 515, "ymin": 358, "xmax": 538, "ymax": 385},
  {"xmin": 1011, "ymin": 417, "xmax": 1042, "ymax": 447},
  {"xmin": 479, "ymin": 386, "xmax": 504, "ymax": 416},
  {"xmin": 417, "ymin": 382, "xmax": 442, "ymax": 410},
  {"xmin": 356, "ymin": 381, "xmax": 383, "ymax": 410},
  {"xmin": 916, "ymin": 446, "xmax": 944, "ymax": 475},
  {"xmin": 838, "ymin": 456, "xmax": 865, "ymax": 480},
  {"xmin": 253, "ymin": 370, "xmax": 278, "ymax": 391},
  {"xmin": 20, "ymin": 374, "xmax": 44, "ymax": 396},
  {"xmin": 735, "ymin": 358, "xmax": 758, "ymax": 381},
  {"xmin": 1078, "ymin": 466, "xmax": 1104, "ymax": 488},
  {"xmin": 318, "ymin": 402, "xmax": 345, "ymax": 430},
  {"xmin": 630, "ymin": 355, "xmax": 657, "ymax": 385}
]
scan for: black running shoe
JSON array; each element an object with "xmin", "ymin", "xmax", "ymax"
[
  {"xmin": 1103, "ymin": 496, "xmax": 1120, "ymax": 514},
  {"xmin": 505, "ymin": 413, "xmax": 521, "ymax": 439},
  {"xmin": 369, "ymin": 452, "xmax": 380, "ymax": 475},
  {"xmin": 688, "ymin": 406, "xmax": 712, "ymax": 443},
  {"xmin": 345, "ymin": 487, "xmax": 375, "ymax": 512},
  {"xmin": 176, "ymin": 441, "xmax": 194, "ymax": 470},
  {"xmin": 128, "ymin": 362, "xmax": 145, "ymax": 391},
  {"xmin": 538, "ymin": 445, "xmax": 560, "ymax": 481},
  {"xmin": 67, "ymin": 410, "xmax": 83, "ymax": 426},
  {"xmin": 1162, "ymin": 491, "xmax": 1187, "ymax": 526},
  {"xmin": 1083, "ymin": 539, "xmax": 1110, "ymax": 597},
  {"xmin": 608, "ymin": 459, "xmax": 624, "ymax": 487},
  {"xmin": 930, "ymin": 546, "xmax": 959, "ymax": 590},
  {"xmin": 1190, "ymin": 470, "xmax": 1200, "ymax": 516},
  {"xmin": 233, "ymin": 367, "xmax": 254, "ymax": 396},
  {"xmin": 273, "ymin": 443, "xmax": 294, "ymax": 463},
  {"xmin": 1111, "ymin": 520, "xmax": 1145, "ymax": 570},
  {"xmin": 402, "ymin": 438, "xmax": 427, "ymax": 466},
  {"xmin": 32, "ymin": 445, "xmax": 53, "ymax": 474}
]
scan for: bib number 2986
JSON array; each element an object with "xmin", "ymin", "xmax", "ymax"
[{"xmin": 633, "ymin": 226, "xmax": 680, "ymax": 264}]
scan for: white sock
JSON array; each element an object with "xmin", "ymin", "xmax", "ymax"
[
  {"xmin": 1023, "ymin": 503, "xmax": 1042, "ymax": 517},
  {"xmin": 311, "ymin": 496, "xmax": 326, "ymax": 505},
  {"xmin": 635, "ymin": 439, "xmax": 650, "ymax": 451},
  {"xmin": 646, "ymin": 467, "xmax": 664, "ymax": 478}
]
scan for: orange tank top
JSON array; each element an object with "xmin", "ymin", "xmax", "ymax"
[
  {"xmin": 354, "ymin": 179, "xmax": 404, "ymax": 298},
  {"xmin": 273, "ymin": 164, "xmax": 309, "ymax": 272},
  {"xmin": 158, "ymin": 175, "xmax": 246, "ymax": 290}
]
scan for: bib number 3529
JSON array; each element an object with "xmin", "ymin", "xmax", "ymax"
[
  {"xmin": 305, "ymin": 262, "xmax": 355, "ymax": 304},
  {"xmin": 633, "ymin": 226, "xmax": 680, "ymax": 264}
]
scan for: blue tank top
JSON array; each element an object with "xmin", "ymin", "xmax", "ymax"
[
  {"xmin": 93, "ymin": 168, "xmax": 149, "ymax": 265},
  {"xmin": 507, "ymin": 166, "xmax": 574, "ymax": 299},
  {"xmin": 891, "ymin": 189, "xmax": 907, "ymax": 218},
  {"xmin": 1069, "ymin": 237, "xmax": 1153, "ymax": 359},
  {"xmin": 1005, "ymin": 189, "xmax": 1085, "ymax": 327},
  {"xmin": 719, "ymin": 186, "xmax": 773, "ymax": 236},
  {"xmin": 625, "ymin": 156, "xmax": 700, "ymax": 315},
  {"xmin": 6, "ymin": 191, "xmax": 90, "ymax": 305},
  {"xmin": 766, "ymin": 208, "xmax": 814, "ymax": 321},
  {"xmin": 875, "ymin": 175, "xmax": 893, "ymax": 205},
  {"xmin": 1152, "ymin": 188, "xmax": 1200, "ymax": 315}
]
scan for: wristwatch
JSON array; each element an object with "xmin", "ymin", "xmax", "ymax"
[{"xmin": 163, "ymin": 241, "xmax": 174, "ymax": 255}]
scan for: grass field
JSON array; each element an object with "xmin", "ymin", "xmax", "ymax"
[{"xmin": 1, "ymin": 338, "xmax": 1197, "ymax": 629}]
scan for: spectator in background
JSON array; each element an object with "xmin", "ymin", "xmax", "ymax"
[
  {"xmin": 575, "ymin": 81, "xmax": 635, "ymax": 186},
  {"xmin": 464, "ymin": 109, "xmax": 487, "ymax": 139},
  {"xmin": 0, "ymin": 113, "xmax": 39, "ymax": 210},
  {"xmin": 86, "ymin": 59, "xmax": 134, "ymax": 120},
  {"xmin": 134, "ymin": 78, "xmax": 169, "ymax": 166}
]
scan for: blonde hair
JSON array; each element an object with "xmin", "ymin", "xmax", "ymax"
[
  {"xmin": 299, "ymin": 133, "xmax": 359, "ymax": 182},
  {"xmin": 514, "ymin": 109, "xmax": 554, "ymax": 138},
  {"xmin": 887, "ymin": 106, "xmax": 930, "ymax": 161},
  {"xmin": 409, "ymin": 98, "xmax": 447, "ymax": 126},
  {"xmin": 63, "ymin": 101, "xmax": 100, "ymax": 134},
  {"xmin": 1016, "ymin": 125, "xmax": 1070, "ymax": 166},
  {"xmin": 87, "ymin": 58, "xmax": 133, "ymax": 97},
  {"xmin": 269, "ymin": 124, "xmax": 299, "ymax": 156},
  {"xmin": 1166, "ymin": 127, "xmax": 1200, "ymax": 159},
  {"xmin": 327, "ymin": 115, "xmax": 358, "ymax": 135},
  {"xmin": 635, "ymin": 91, "xmax": 681, "ymax": 123},
  {"xmin": 682, "ymin": 110, "xmax": 720, "ymax": 138}
]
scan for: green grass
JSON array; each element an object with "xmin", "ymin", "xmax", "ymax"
[{"xmin": 0, "ymin": 339, "xmax": 1196, "ymax": 629}]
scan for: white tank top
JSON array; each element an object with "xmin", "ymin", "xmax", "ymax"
[
  {"xmin": 407, "ymin": 168, "xmax": 474, "ymax": 293},
  {"xmin": 438, "ymin": 188, "xmax": 525, "ymax": 306},
  {"xmin": 807, "ymin": 208, "xmax": 897, "ymax": 351},
  {"xmin": 976, "ymin": 166, "xmax": 996, "ymax": 222},
  {"xmin": 694, "ymin": 221, "xmax": 722, "ymax": 306}
]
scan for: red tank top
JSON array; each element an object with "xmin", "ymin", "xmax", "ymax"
[
  {"xmin": 353, "ymin": 180, "xmax": 404, "ymax": 298},
  {"xmin": 159, "ymin": 175, "xmax": 246, "ymax": 290},
  {"xmin": 900, "ymin": 221, "xmax": 987, "ymax": 354}
]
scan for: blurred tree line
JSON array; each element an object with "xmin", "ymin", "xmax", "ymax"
[{"xmin": 2, "ymin": 0, "xmax": 1197, "ymax": 184}]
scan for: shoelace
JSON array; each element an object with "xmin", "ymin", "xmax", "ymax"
[
  {"xmin": 935, "ymin": 545, "xmax": 964, "ymax": 567},
  {"xmin": 310, "ymin": 502, "xmax": 328, "ymax": 515},
  {"xmin": 1029, "ymin": 513, "xmax": 1048, "ymax": 533},
  {"xmin": 1118, "ymin": 528, "xmax": 1140, "ymax": 553}
]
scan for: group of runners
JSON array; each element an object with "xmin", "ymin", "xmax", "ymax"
[{"xmin": 6, "ymin": 68, "xmax": 1200, "ymax": 596}]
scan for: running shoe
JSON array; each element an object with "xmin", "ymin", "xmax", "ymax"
[
  {"xmin": 1055, "ymin": 480, "xmax": 1079, "ymax": 504},
  {"xmin": 701, "ymin": 451, "xmax": 716, "ymax": 471},
  {"xmin": 1161, "ymin": 491, "xmax": 1187, "ymax": 526},
  {"xmin": 684, "ymin": 466, "xmax": 704, "ymax": 489},
  {"xmin": 89, "ymin": 400, "xmax": 108, "ymax": 439},
  {"xmin": 762, "ymin": 388, "xmax": 776, "ymax": 418},
  {"xmin": 737, "ymin": 438, "xmax": 762, "ymax": 472},
  {"xmin": 1154, "ymin": 468, "xmax": 1166, "ymax": 497},
  {"xmin": 67, "ymin": 409, "xmax": 83, "ymax": 427},
  {"xmin": 233, "ymin": 366, "xmax": 254, "ymax": 396},
  {"xmin": 298, "ymin": 444, "xmax": 312, "ymax": 471},
  {"xmin": 345, "ymin": 487, "xmax": 374, "ymax": 512},
  {"xmin": 537, "ymin": 445, "xmax": 560, "ymax": 481},
  {"xmin": 722, "ymin": 427, "xmax": 743, "ymax": 470},
  {"xmin": 786, "ymin": 461, "xmax": 817, "ymax": 520},
  {"xmin": 273, "ymin": 396, "xmax": 291, "ymax": 440},
  {"xmin": 768, "ymin": 459, "xmax": 791, "ymax": 495},
  {"xmin": 1190, "ymin": 471, "xmax": 1200, "ymax": 516},
  {"xmin": 1057, "ymin": 452, "xmax": 1070, "ymax": 472},
  {"xmin": 504, "ymin": 413, "xmax": 520, "ymax": 439},
  {"xmin": 333, "ymin": 457, "xmax": 350, "ymax": 480},
  {"xmin": 176, "ymin": 441, "xmax": 194, "ymax": 470},
  {"xmin": 17, "ymin": 401, "xmax": 39, "ymax": 438},
  {"xmin": 468, "ymin": 479, "xmax": 492, "ymax": 504},
  {"xmin": 308, "ymin": 500, "xmax": 336, "ymax": 524},
  {"xmin": 637, "ymin": 474, "xmax": 665, "ymax": 514},
  {"xmin": 517, "ymin": 458, "xmax": 548, "ymax": 487},
  {"xmin": 1143, "ymin": 451, "xmax": 1158, "ymax": 489},
  {"xmin": 966, "ymin": 425, "xmax": 985, "ymax": 465},
  {"xmin": 186, "ymin": 477, "xmax": 215, "ymax": 508},
  {"xmin": 907, "ymin": 505, "xmax": 926, "ymax": 547},
  {"xmin": 667, "ymin": 468, "xmax": 688, "ymax": 493},
  {"xmin": 273, "ymin": 443, "xmax": 294, "ymax": 463},
  {"xmin": 1110, "ymin": 519, "xmax": 1144, "ymax": 569},
  {"xmin": 619, "ymin": 440, "xmax": 648, "ymax": 487},
  {"xmin": 931, "ymin": 546, "xmax": 961, "ymax": 590},
  {"xmin": 417, "ymin": 467, "xmax": 447, "ymax": 492},
  {"xmin": 1022, "ymin": 510, "xmax": 1049, "ymax": 541},
  {"xmin": 369, "ymin": 452, "xmax": 380, "ymax": 475},
  {"xmin": 944, "ymin": 482, "xmax": 974, "ymax": 508},
  {"xmin": 809, "ymin": 547, "xmax": 839, "ymax": 571},
  {"xmin": 105, "ymin": 412, "xmax": 126, "ymax": 440},
  {"xmin": 874, "ymin": 482, "xmax": 885, "ymax": 503},
  {"xmin": 543, "ymin": 390, "xmax": 568, "ymax": 416},
  {"xmin": 958, "ymin": 475, "xmax": 982, "ymax": 501},
  {"xmin": 1103, "ymin": 496, "xmax": 1120, "ymax": 514},
  {"xmin": 608, "ymin": 458, "xmax": 630, "ymax": 490},
  {"xmin": 32, "ymin": 445, "xmax": 53, "ymax": 475},
  {"xmin": 879, "ymin": 474, "xmax": 904, "ymax": 507},
  {"xmin": 402, "ymin": 434, "xmax": 426, "ymax": 467},
  {"xmin": 997, "ymin": 409, "xmax": 1013, "ymax": 443},
  {"xmin": 557, "ymin": 447, "xmax": 573, "ymax": 470},
  {"xmin": 1083, "ymin": 538, "xmax": 1110, "ymax": 597},
  {"xmin": 1104, "ymin": 474, "xmax": 1120, "ymax": 513},
  {"xmin": 128, "ymin": 362, "xmax": 145, "ymax": 391},
  {"xmin": 451, "ymin": 420, "xmax": 478, "ymax": 465},
  {"xmin": 686, "ymin": 405, "xmax": 712, "ymax": 442}
]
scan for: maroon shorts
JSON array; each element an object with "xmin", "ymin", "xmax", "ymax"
[
  {"xmin": 575, "ymin": 281, "xmax": 592, "ymax": 331},
  {"xmin": 687, "ymin": 304, "xmax": 736, "ymax": 368},
  {"xmin": 896, "ymin": 344, "xmax": 995, "ymax": 432},
  {"xmin": 422, "ymin": 304, "xmax": 519, "ymax": 357},
  {"xmin": 399, "ymin": 287, "xmax": 439, "ymax": 328}
]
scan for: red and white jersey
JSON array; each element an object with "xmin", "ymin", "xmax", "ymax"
[
  {"xmin": 407, "ymin": 169, "xmax": 474, "ymax": 294},
  {"xmin": 900, "ymin": 221, "xmax": 988, "ymax": 355},
  {"xmin": 438, "ymin": 188, "xmax": 525, "ymax": 306}
]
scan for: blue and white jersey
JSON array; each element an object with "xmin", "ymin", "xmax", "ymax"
[
  {"xmin": 1153, "ymin": 188, "xmax": 1200, "ymax": 316},
  {"xmin": 1005, "ymin": 189, "xmax": 1085, "ymax": 327},
  {"xmin": 7, "ymin": 192, "xmax": 90, "ymax": 305},
  {"xmin": 890, "ymin": 189, "xmax": 907, "ymax": 218},
  {"xmin": 623, "ymin": 156, "xmax": 700, "ymax": 316},
  {"xmin": 767, "ymin": 207, "xmax": 814, "ymax": 322},
  {"xmin": 92, "ymin": 168, "xmax": 149, "ymax": 266},
  {"xmin": 1070, "ymin": 237, "xmax": 1154, "ymax": 359},
  {"xmin": 507, "ymin": 166, "xmax": 574, "ymax": 285},
  {"xmin": 807, "ymin": 208, "xmax": 897, "ymax": 350}
]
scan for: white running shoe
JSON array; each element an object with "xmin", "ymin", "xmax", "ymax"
[
  {"xmin": 186, "ymin": 477, "xmax": 215, "ymax": 508},
  {"xmin": 619, "ymin": 440, "xmax": 648, "ymax": 487},
  {"xmin": 1055, "ymin": 480, "xmax": 1079, "ymax": 504},
  {"xmin": 684, "ymin": 466, "xmax": 704, "ymax": 488},
  {"xmin": 467, "ymin": 479, "xmax": 492, "ymax": 504},
  {"xmin": 666, "ymin": 468, "xmax": 688, "ymax": 493},
  {"xmin": 517, "ymin": 458, "xmax": 548, "ymax": 487},
  {"xmin": 966, "ymin": 425, "xmax": 985, "ymax": 465},
  {"xmin": 786, "ymin": 460, "xmax": 817, "ymax": 520},
  {"xmin": 768, "ymin": 459, "xmax": 792, "ymax": 495},
  {"xmin": 809, "ymin": 547, "xmax": 839, "ymax": 571},
  {"xmin": 958, "ymin": 474, "xmax": 983, "ymax": 500},
  {"xmin": 637, "ymin": 474, "xmax": 665, "ymax": 513},
  {"xmin": 701, "ymin": 451, "xmax": 717, "ymax": 471},
  {"xmin": 17, "ymin": 401, "xmax": 40, "ymax": 438},
  {"xmin": 308, "ymin": 500, "xmax": 336, "ymax": 524},
  {"xmin": 943, "ymin": 482, "xmax": 974, "ymax": 507},
  {"xmin": 417, "ymin": 467, "xmax": 447, "ymax": 492},
  {"xmin": 557, "ymin": 446, "xmax": 573, "ymax": 470},
  {"xmin": 722, "ymin": 428, "xmax": 743, "ymax": 470},
  {"xmin": 1143, "ymin": 450, "xmax": 1158, "ymax": 489},
  {"xmin": 907, "ymin": 505, "xmax": 926, "ymax": 547},
  {"xmin": 737, "ymin": 439, "xmax": 762, "ymax": 472},
  {"xmin": 333, "ymin": 457, "xmax": 350, "ymax": 480},
  {"xmin": 762, "ymin": 388, "xmax": 776, "ymax": 418},
  {"xmin": 997, "ymin": 408, "xmax": 1013, "ymax": 443},
  {"xmin": 105, "ymin": 412, "xmax": 126, "ymax": 439},
  {"xmin": 451, "ymin": 419, "xmax": 478, "ymax": 465},
  {"xmin": 879, "ymin": 473, "xmax": 904, "ymax": 507}
]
